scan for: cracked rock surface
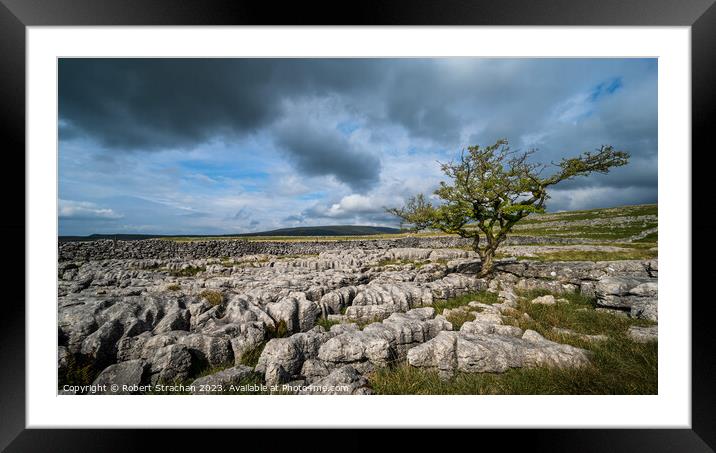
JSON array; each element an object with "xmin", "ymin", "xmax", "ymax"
[{"xmin": 58, "ymin": 242, "xmax": 657, "ymax": 394}]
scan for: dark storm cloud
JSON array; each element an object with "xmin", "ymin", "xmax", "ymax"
[
  {"xmin": 59, "ymin": 58, "xmax": 389, "ymax": 189},
  {"xmin": 60, "ymin": 59, "xmax": 278, "ymax": 149},
  {"xmin": 274, "ymin": 118, "xmax": 381, "ymax": 191},
  {"xmin": 58, "ymin": 58, "xmax": 384, "ymax": 150}
]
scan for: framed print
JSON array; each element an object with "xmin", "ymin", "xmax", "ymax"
[{"xmin": 2, "ymin": 0, "xmax": 713, "ymax": 450}]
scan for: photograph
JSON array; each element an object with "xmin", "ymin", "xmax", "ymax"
[{"xmin": 56, "ymin": 57, "xmax": 659, "ymax": 396}]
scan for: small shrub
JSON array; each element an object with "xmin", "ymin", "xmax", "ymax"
[
  {"xmin": 170, "ymin": 265, "xmax": 206, "ymax": 277},
  {"xmin": 167, "ymin": 283, "xmax": 181, "ymax": 291},
  {"xmin": 199, "ymin": 290, "xmax": 224, "ymax": 306}
]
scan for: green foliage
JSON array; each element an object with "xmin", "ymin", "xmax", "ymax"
[
  {"xmin": 199, "ymin": 290, "xmax": 224, "ymax": 306},
  {"xmin": 387, "ymin": 139, "xmax": 629, "ymax": 275}
]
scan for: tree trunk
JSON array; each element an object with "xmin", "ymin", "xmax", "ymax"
[{"xmin": 476, "ymin": 239, "xmax": 498, "ymax": 278}]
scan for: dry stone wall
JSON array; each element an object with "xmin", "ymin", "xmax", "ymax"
[{"xmin": 59, "ymin": 235, "xmax": 583, "ymax": 262}]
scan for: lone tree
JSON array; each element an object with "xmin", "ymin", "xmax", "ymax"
[{"xmin": 387, "ymin": 139, "xmax": 629, "ymax": 277}]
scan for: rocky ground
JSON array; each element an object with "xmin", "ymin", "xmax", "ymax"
[{"xmin": 58, "ymin": 239, "xmax": 658, "ymax": 395}]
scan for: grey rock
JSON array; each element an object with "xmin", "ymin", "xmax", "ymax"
[
  {"xmin": 266, "ymin": 293, "xmax": 321, "ymax": 334},
  {"xmin": 552, "ymin": 327, "xmax": 608, "ymax": 342},
  {"xmin": 298, "ymin": 365, "xmax": 373, "ymax": 395},
  {"xmin": 256, "ymin": 327, "xmax": 335, "ymax": 386},
  {"xmin": 346, "ymin": 282, "xmax": 433, "ymax": 322},
  {"xmin": 176, "ymin": 333, "xmax": 234, "ymax": 367},
  {"xmin": 80, "ymin": 319, "xmax": 124, "ymax": 365},
  {"xmin": 92, "ymin": 360, "xmax": 148, "ymax": 394},
  {"xmin": 153, "ymin": 308, "xmax": 190, "ymax": 334},
  {"xmin": 147, "ymin": 344, "xmax": 193, "ymax": 384},
  {"xmin": 228, "ymin": 322, "xmax": 267, "ymax": 366},
  {"xmin": 319, "ymin": 286, "xmax": 357, "ymax": 315},
  {"xmin": 190, "ymin": 365, "xmax": 255, "ymax": 394},
  {"xmin": 595, "ymin": 276, "xmax": 658, "ymax": 321},
  {"xmin": 627, "ymin": 325, "xmax": 658, "ymax": 343},
  {"xmin": 58, "ymin": 346, "xmax": 70, "ymax": 375},
  {"xmin": 408, "ymin": 329, "xmax": 590, "ymax": 376},
  {"xmin": 530, "ymin": 295, "xmax": 556, "ymax": 305}
]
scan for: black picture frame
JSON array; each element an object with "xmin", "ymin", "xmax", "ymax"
[{"xmin": 1, "ymin": 0, "xmax": 712, "ymax": 450}]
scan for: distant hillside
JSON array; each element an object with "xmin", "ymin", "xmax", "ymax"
[
  {"xmin": 59, "ymin": 204, "xmax": 658, "ymax": 243},
  {"xmin": 245, "ymin": 225, "xmax": 400, "ymax": 237},
  {"xmin": 59, "ymin": 225, "xmax": 402, "ymax": 242}
]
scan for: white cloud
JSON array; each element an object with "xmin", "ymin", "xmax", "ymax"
[{"xmin": 59, "ymin": 199, "xmax": 123, "ymax": 220}]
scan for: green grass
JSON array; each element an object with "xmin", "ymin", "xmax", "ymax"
[
  {"xmin": 199, "ymin": 290, "xmax": 224, "ymax": 306},
  {"xmin": 238, "ymin": 342, "xmax": 267, "ymax": 368},
  {"xmin": 265, "ymin": 319, "xmax": 289, "ymax": 339},
  {"xmin": 514, "ymin": 289, "xmax": 654, "ymax": 337},
  {"xmin": 238, "ymin": 319, "xmax": 291, "ymax": 368},
  {"xmin": 146, "ymin": 361, "xmax": 268, "ymax": 395},
  {"xmin": 58, "ymin": 353, "xmax": 101, "ymax": 390},
  {"xmin": 368, "ymin": 287, "xmax": 657, "ymax": 395},
  {"xmin": 634, "ymin": 232, "xmax": 658, "ymax": 243},
  {"xmin": 369, "ymin": 337, "xmax": 656, "ymax": 394},
  {"xmin": 159, "ymin": 204, "xmax": 656, "ymax": 245},
  {"xmin": 432, "ymin": 290, "xmax": 499, "ymax": 314},
  {"xmin": 513, "ymin": 222, "xmax": 658, "ymax": 241},
  {"xmin": 502, "ymin": 248, "xmax": 658, "ymax": 262},
  {"xmin": 443, "ymin": 310, "xmax": 476, "ymax": 330},
  {"xmin": 518, "ymin": 204, "xmax": 657, "ymax": 224},
  {"xmin": 316, "ymin": 317, "xmax": 342, "ymax": 331},
  {"xmin": 169, "ymin": 265, "xmax": 206, "ymax": 277}
]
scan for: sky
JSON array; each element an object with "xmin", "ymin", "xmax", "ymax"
[{"xmin": 58, "ymin": 58, "xmax": 657, "ymax": 236}]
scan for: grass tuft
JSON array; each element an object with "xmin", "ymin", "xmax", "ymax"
[
  {"xmin": 199, "ymin": 290, "xmax": 224, "ymax": 306},
  {"xmin": 238, "ymin": 342, "xmax": 267, "ymax": 368},
  {"xmin": 432, "ymin": 290, "xmax": 499, "ymax": 315},
  {"xmin": 443, "ymin": 310, "xmax": 476, "ymax": 330},
  {"xmin": 170, "ymin": 265, "xmax": 205, "ymax": 277},
  {"xmin": 316, "ymin": 317, "xmax": 342, "ymax": 331},
  {"xmin": 58, "ymin": 354, "xmax": 101, "ymax": 390}
]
